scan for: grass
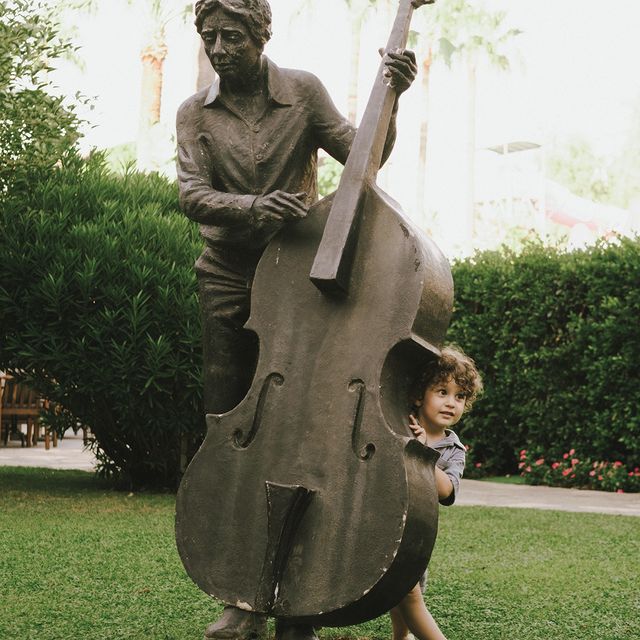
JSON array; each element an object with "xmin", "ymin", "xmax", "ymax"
[
  {"xmin": 1, "ymin": 467, "xmax": 639, "ymax": 640},
  {"xmin": 478, "ymin": 475, "xmax": 526, "ymax": 484}
]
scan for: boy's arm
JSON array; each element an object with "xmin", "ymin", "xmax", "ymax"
[
  {"xmin": 435, "ymin": 467, "xmax": 454, "ymax": 502},
  {"xmin": 437, "ymin": 449, "xmax": 466, "ymax": 507}
]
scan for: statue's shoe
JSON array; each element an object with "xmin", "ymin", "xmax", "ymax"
[
  {"xmin": 204, "ymin": 606, "xmax": 267, "ymax": 640},
  {"xmin": 275, "ymin": 620, "xmax": 318, "ymax": 640}
]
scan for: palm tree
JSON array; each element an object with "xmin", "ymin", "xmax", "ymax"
[
  {"xmin": 61, "ymin": 0, "xmax": 191, "ymax": 171},
  {"xmin": 295, "ymin": 0, "xmax": 380, "ymax": 124},
  {"xmin": 131, "ymin": 1, "xmax": 193, "ymax": 170},
  {"xmin": 413, "ymin": 0, "xmax": 522, "ymax": 247}
]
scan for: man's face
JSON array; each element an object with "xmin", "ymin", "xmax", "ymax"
[{"xmin": 200, "ymin": 8, "xmax": 262, "ymax": 82}]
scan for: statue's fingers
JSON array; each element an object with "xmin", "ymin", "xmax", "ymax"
[{"xmin": 385, "ymin": 56, "xmax": 416, "ymax": 76}]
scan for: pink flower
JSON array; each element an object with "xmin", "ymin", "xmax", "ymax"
[
  {"xmin": 518, "ymin": 462, "xmax": 525, "ymax": 469},
  {"xmin": 520, "ymin": 449, "xmax": 527, "ymax": 456},
  {"xmin": 613, "ymin": 461, "xmax": 623, "ymax": 468},
  {"xmin": 570, "ymin": 473, "xmax": 576, "ymax": 479},
  {"xmin": 562, "ymin": 469, "xmax": 572, "ymax": 477},
  {"xmin": 589, "ymin": 470, "xmax": 596, "ymax": 477},
  {"xmin": 598, "ymin": 475, "xmax": 603, "ymax": 481},
  {"xmin": 629, "ymin": 472, "xmax": 635, "ymax": 477},
  {"xmin": 525, "ymin": 466, "xmax": 532, "ymax": 473},
  {"xmin": 617, "ymin": 489, "xmax": 624, "ymax": 494},
  {"xmin": 551, "ymin": 462, "xmax": 560, "ymax": 470},
  {"xmin": 563, "ymin": 453, "xmax": 569, "ymax": 459},
  {"xmin": 535, "ymin": 458, "xmax": 545, "ymax": 466},
  {"xmin": 569, "ymin": 449, "xmax": 575, "ymax": 456},
  {"xmin": 475, "ymin": 462, "xmax": 482, "ymax": 468},
  {"xmin": 571, "ymin": 458, "xmax": 579, "ymax": 466}
]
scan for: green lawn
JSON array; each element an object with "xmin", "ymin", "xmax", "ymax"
[{"xmin": 1, "ymin": 467, "xmax": 638, "ymax": 640}]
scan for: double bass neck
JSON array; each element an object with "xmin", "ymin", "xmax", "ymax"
[{"xmin": 310, "ymin": 0, "xmax": 433, "ymax": 295}]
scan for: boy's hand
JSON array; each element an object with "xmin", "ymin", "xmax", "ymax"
[{"xmin": 409, "ymin": 414, "xmax": 427, "ymax": 444}]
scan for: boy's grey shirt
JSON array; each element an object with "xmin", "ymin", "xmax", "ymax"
[{"xmin": 430, "ymin": 429, "xmax": 466, "ymax": 506}]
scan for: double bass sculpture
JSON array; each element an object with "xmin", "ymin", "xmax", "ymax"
[{"xmin": 176, "ymin": 0, "xmax": 453, "ymax": 629}]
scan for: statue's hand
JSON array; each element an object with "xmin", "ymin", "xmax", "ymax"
[
  {"xmin": 251, "ymin": 190, "xmax": 308, "ymax": 227},
  {"xmin": 381, "ymin": 48, "xmax": 418, "ymax": 95}
]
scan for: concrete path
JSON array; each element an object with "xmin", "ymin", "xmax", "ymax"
[
  {"xmin": 0, "ymin": 432, "xmax": 96, "ymax": 472},
  {"xmin": 1, "ymin": 436, "xmax": 639, "ymax": 516},
  {"xmin": 458, "ymin": 478, "xmax": 640, "ymax": 517}
]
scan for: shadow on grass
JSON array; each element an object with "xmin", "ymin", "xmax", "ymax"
[{"xmin": 0, "ymin": 466, "xmax": 110, "ymax": 495}]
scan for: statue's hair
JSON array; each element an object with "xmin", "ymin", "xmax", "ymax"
[
  {"xmin": 194, "ymin": 0, "xmax": 272, "ymax": 46},
  {"xmin": 411, "ymin": 345, "xmax": 483, "ymax": 413}
]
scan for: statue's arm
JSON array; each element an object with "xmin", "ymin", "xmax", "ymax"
[
  {"xmin": 175, "ymin": 102, "xmax": 257, "ymax": 226},
  {"xmin": 309, "ymin": 73, "xmax": 397, "ymax": 167}
]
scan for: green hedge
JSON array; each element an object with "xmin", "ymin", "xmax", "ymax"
[
  {"xmin": 449, "ymin": 239, "xmax": 640, "ymax": 476},
  {"xmin": 2, "ymin": 154, "xmax": 639, "ymax": 487},
  {"xmin": 0, "ymin": 153, "xmax": 204, "ymax": 489}
]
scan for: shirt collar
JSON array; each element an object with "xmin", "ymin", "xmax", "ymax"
[
  {"xmin": 431, "ymin": 429, "xmax": 465, "ymax": 451},
  {"xmin": 203, "ymin": 56, "xmax": 294, "ymax": 107}
]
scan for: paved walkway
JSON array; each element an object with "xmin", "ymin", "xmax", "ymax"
[
  {"xmin": 457, "ymin": 478, "xmax": 640, "ymax": 517},
  {"xmin": 1, "ymin": 435, "xmax": 639, "ymax": 516},
  {"xmin": 0, "ymin": 432, "xmax": 96, "ymax": 472}
]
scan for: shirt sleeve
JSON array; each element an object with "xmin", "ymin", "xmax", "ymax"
[
  {"xmin": 308, "ymin": 75, "xmax": 355, "ymax": 164},
  {"xmin": 437, "ymin": 448, "xmax": 466, "ymax": 507},
  {"xmin": 309, "ymin": 72, "xmax": 398, "ymax": 167},
  {"xmin": 176, "ymin": 100, "xmax": 258, "ymax": 226}
]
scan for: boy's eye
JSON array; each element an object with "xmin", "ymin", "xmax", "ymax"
[{"xmin": 456, "ymin": 394, "xmax": 466, "ymax": 401}]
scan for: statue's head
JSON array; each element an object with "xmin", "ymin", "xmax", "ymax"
[{"xmin": 195, "ymin": 0, "xmax": 272, "ymax": 48}]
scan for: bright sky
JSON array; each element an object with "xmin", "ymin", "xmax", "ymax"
[{"xmin": 53, "ymin": 0, "xmax": 640, "ymax": 255}]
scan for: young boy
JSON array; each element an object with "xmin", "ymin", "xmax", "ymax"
[{"xmin": 390, "ymin": 345, "xmax": 483, "ymax": 640}]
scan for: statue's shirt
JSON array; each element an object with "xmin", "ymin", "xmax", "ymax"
[{"xmin": 176, "ymin": 56, "xmax": 356, "ymax": 250}]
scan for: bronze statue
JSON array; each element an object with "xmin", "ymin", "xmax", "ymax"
[{"xmin": 175, "ymin": 2, "xmax": 450, "ymax": 640}]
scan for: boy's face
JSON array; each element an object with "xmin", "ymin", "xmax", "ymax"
[{"xmin": 415, "ymin": 377, "xmax": 466, "ymax": 432}]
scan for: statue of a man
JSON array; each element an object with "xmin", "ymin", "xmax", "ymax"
[{"xmin": 176, "ymin": 1, "xmax": 418, "ymax": 639}]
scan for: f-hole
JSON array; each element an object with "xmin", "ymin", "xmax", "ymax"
[
  {"xmin": 233, "ymin": 373, "xmax": 284, "ymax": 449},
  {"xmin": 348, "ymin": 379, "xmax": 375, "ymax": 460}
]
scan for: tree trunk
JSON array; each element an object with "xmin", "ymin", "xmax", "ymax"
[
  {"xmin": 416, "ymin": 48, "xmax": 432, "ymax": 223},
  {"xmin": 347, "ymin": 10, "xmax": 365, "ymax": 124},
  {"xmin": 463, "ymin": 56, "xmax": 477, "ymax": 252},
  {"xmin": 137, "ymin": 35, "xmax": 168, "ymax": 172}
]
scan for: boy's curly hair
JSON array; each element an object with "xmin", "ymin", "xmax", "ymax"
[
  {"xmin": 194, "ymin": 0, "xmax": 272, "ymax": 46},
  {"xmin": 412, "ymin": 345, "xmax": 483, "ymax": 413}
]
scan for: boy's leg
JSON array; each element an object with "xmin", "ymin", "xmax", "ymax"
[
  {"xmin": 395, "ymin": 584, "xmax": 447, "ymax": 640},
  {"xmin": 390, "ymin": 606, "xmax": 411, "ymax": 640}
]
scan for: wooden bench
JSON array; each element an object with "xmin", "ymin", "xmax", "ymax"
[{"xmin": 0, "ymin": 374, "xmax": 56, "ymax": 448}]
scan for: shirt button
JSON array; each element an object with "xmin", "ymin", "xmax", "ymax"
[{"xmin": 256, "ymin": 153, "xmax": 263, "ymax": 161}]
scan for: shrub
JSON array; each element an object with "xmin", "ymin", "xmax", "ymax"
[
  {"xmin": 0, "ymin": 0, "xmax": 84, "ymax": 197},
  {"xmin": 450, "ymin": 238, "xmax": 640, "ymax": 480},
  {"xmin": 0, "ymin": 153, "xmax": 204, "ymax": 489},
  {"xmin": 518, "ymin": 448, "xmax": 640, "ymax": 493}
]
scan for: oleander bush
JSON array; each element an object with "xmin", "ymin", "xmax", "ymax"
[
  {"xmin": 0, "ymin": 152, "xmax": 204, "ymax": 489},
  {"xmin": 450, "ymin": 238, "xmax": 640, "ymax": 485},
  {"xmin": 0, "ymin": 0, "xmax": 84, "ymax": 197}
]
